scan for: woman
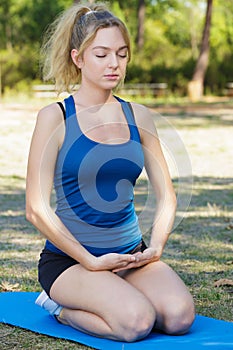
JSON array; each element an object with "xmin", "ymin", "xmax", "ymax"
[{"xmin": 26, "ymin": 2, "xmax": 195, "ymax": 342}]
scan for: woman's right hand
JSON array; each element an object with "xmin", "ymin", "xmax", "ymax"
[{"xmin": 90, "ymin": 253, "xmax": 137, "ymax": 272}]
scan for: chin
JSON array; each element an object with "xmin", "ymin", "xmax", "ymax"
[{"xmin": 103, "ymin": 80, "xmax": 122, "ymax": 90}]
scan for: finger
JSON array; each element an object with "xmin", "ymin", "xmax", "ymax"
[
  {"xmin": 99, "ymin": 253, "xmax": 136, "ymax": 271},
  {"xmin": 142, "ymin": 249, "xmax": 155, "ymax": 259},
  {"xmin": 119, "ymin": 254, "xmax": 136, "ymax": 263},
  {"xmin": 132, "ymin": 252, "xmax": 143, "ymax": 261},
  {"xmin": 113, "ymin": 254, "xmax": 136, "ymax": 269},
  {"xmin": 112, "ymin": 259, "xmax": 150, "ymax": 272},
  {"xmin": 132, "ymin": 252, "xmax": 152, "ymax": 263}
]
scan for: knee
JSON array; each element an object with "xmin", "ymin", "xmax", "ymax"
[
  {"xmin": 122, "ymin": 302, "xmax": 156, "ymax": 342},
  {"xmin": 163, "ymin": 300, "xmax": 195, "ymax": 335}
]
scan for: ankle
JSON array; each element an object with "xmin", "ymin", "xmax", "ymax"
[{"xmin": 55, "ymin": 308, "xmax": 69, "ymax": 325}]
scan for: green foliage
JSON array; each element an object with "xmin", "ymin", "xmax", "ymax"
[
  {"xmin": 0, "ymin": 45, "xmax": 39, "ymax": 93},
  {"xmin": 125, "ymin": 0, "xmax": 233, "ymax": 94},
  {"xmin": 210, "ymin": 0, "xmax": 233, "ymax": 59},
  {"xmin": 0, "ymin": 0, "xmax": 73, "ymax": 93},
  {"xmin": 0, "ymin": 0, "xmax": 73, "ymax": 49},
  {"xmin": 0, "ymin": 0, "xmax": 233, "ymax": 95}
]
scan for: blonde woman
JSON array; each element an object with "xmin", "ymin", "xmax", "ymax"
[{"xmin": 26, "ymin": 2, "xmax": 195, "ymax": 342}]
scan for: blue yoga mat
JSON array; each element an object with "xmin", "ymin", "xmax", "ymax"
[{"xmin": 0, "ymin": 292, "xmax": 232, "ymax": 349}]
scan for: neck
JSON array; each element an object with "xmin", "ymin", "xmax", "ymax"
[{"xmin": 73, "ymin": 85, "xmax": 115, "ymax": 109}]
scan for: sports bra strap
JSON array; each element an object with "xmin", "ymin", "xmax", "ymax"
[{"xmin": 57, "ymin": 102, "xmax": 66, "ymax": 120}]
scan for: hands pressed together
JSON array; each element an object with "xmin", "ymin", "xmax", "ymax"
[{"xmin": 90, "ymin": 246, "xmax": 163, "ymax": 273}]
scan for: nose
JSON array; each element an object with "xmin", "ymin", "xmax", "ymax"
[{"xmin": 108, "ymin": 53, "xmax": 118, "ymax": 69}]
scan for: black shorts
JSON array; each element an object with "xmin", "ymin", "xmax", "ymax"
[{"xmin": 38, "ymin": 240, "xmax": 147, "ymax": 297}]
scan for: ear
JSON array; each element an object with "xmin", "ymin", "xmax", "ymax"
[{"xmin": 71, "ymin": 49, "xmax": 83, "ymax": 69}]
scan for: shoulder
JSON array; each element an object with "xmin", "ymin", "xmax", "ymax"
[
  {"xmin": 33, "ymin": 102, "xmax": 65, "ymax": 148},
  {"xmin": 37, "ymin": 102, "xmax": 64, "ymax": 125},
  {"xmin": 36, "ymin": 102, "xmax": 64, "ymax": 127},
  {"xmin": 129, "ymin": 102, "xmax": 158, "ymax": 137}
]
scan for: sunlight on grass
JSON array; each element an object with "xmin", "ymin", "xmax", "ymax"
[{"xmin": 0, "ymin": 100, "xmax": 232, "ymax": 348}]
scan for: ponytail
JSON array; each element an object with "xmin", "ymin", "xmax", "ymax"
[{"xmin": 41, "ymin": 2, "xmax": 131, "ymax": 94}]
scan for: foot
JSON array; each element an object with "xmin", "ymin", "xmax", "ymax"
[
  {"xmin": 35, "ymin": 290, "xmax": 63, "ymax": 316},
  {"xmin": 55, "ymin": 308, "xmax": 69, "ymax": 325}
]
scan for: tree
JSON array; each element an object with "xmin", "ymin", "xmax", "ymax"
[
  {"xmin": 136, "ymin": 0, "xmax": 146, "ymax": 50},
  {"xmin": 188, "ymin": 0, "xmax": 213, "ymax": 101},
  {"xmin": 0, "ymin": 0, "xmax": 232, "ymax": 95},
  {"xmin": 0, "ymin": 0, "xmax": 14, "ymax": 50}
]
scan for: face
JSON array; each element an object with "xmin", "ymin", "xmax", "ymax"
[{"xmin": 72, "ymin": 26, "xmax": 129, "ymax": 90}]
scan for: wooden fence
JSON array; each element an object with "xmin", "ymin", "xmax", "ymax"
[{"xmin": 33, "ymin": 83, "xmax": 168, "ymax": 99}]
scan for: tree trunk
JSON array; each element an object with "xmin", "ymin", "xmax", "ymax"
[
  {"xmin": 188, "ymin": 0, "xmax": 213, "ymax": 101},
  {"xmin": 136, "ymin": 0, "xmax": 145, "ymax": 51}
]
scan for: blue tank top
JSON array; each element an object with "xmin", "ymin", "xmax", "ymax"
[{"xmin": 45, "ymin": 95, "xmax": 144, "ymax": 256}]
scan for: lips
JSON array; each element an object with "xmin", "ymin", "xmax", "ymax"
[{"xmin": 104, "ymin": 74, "xmax": 119, "ymax": 80}]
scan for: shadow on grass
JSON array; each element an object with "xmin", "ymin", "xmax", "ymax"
[
  {"xmin": 1, "ymin": 174, "xmax": 232, "ymax": 258},
  {"xmin": 153, "ymin": 111, "xmax": 233, "ymax": 129},
  {"xmin": 0, "ymin": 190, "xmax": 36, "ymax": 235},
  {"xmin": 0, "ymin": 174, "xmax": 232, "ymax": 319},
  {"xmin": 135, "ymin": 176, "xmax": 233, "ymax": 290}
]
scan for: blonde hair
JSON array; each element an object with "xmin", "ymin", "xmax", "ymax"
[{"xmin": 41, "ymin": 1, "xmax": 131, "ymax": 94}]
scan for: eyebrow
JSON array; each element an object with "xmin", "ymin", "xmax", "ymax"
[{"xmin": 92, "ymin": 45, "xmax": 128, "ymax": 51}]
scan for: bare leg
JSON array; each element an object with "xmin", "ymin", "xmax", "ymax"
[
  {"xmin": 120, "ymin": 260, "xmax": 195, "ymax": 335},
  {"xmin": 50, "ymin": 264, "xmax": 156, "ymax": 342}
]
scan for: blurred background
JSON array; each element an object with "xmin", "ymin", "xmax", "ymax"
[
  {"xmin": 0, "ymin": 0, "xmax": 232, "ymax": 101},
  {"xmin": 1, "ymin": 4, "xmax": 233, "ymax": 345}
]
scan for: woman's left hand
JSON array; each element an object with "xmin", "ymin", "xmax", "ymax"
[{"xmin": 112, "ymin": 246, "xmax": 162, "ymax": 273}]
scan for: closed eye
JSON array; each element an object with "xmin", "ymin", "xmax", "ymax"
[
  {"xmin": 117, "ymin": 49, "xmax": 128, "ymax": 58},
  {"xmin": 118, "ymin": 53, "xmax": 127, "ymax": 58},
  {"xmin": 95, "ymin": 53, "xmax": 127, "ymax": 59},
  {"xmin": 93, "ymin": 46, "xmax": 128, "ymax": 59}
]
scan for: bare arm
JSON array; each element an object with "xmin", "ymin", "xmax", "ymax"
[
  {"xmin": 113, "ymin": 104, "xmax": 176, "ymax": 272},
  {"xmin": 136, "ymin": 104, "xmax": 177, "ymax": 253},
  {"xmin": 26, "ymin": 103, "xmax": 135, "ymax": 271}
]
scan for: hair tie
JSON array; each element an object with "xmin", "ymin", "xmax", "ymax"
[
  {"xmin": 79, "ymin": 10, "xmax": 114, "ymax": 26},
  {"xmin": 85, "ymin": 10, "xmax": 98, "ymax": 15}
]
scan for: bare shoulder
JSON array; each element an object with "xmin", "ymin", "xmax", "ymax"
[
  {"xmin": 32, "ymin": 102, "xmax": 65, "ymax": 149},
  {"xmin": 36, "ymin": 102, "xmax": 64, "ymax": 129},
  {"xmin": 130, "ymin": 102, "xmax": 157, "ymax": 135}
]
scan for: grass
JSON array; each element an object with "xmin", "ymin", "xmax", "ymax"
[{"xmin": 0, "ymin": 97, "xmax": 232, "ymax": 349}]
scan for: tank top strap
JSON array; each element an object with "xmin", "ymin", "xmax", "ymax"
[
  {"xmin": 61, "ymin": 95, "xmax": 83, "ymax": 143},
  {"xmin": 64, "ymin": 95, "xmax": 76, "ymax": 119},
  {"xmin": 63, "ymin": 95, "xmax": 141, "ymax": 143},
  {"xmin": 114, "ymin": 96, "xmax": 141, "ymax": 142}
]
